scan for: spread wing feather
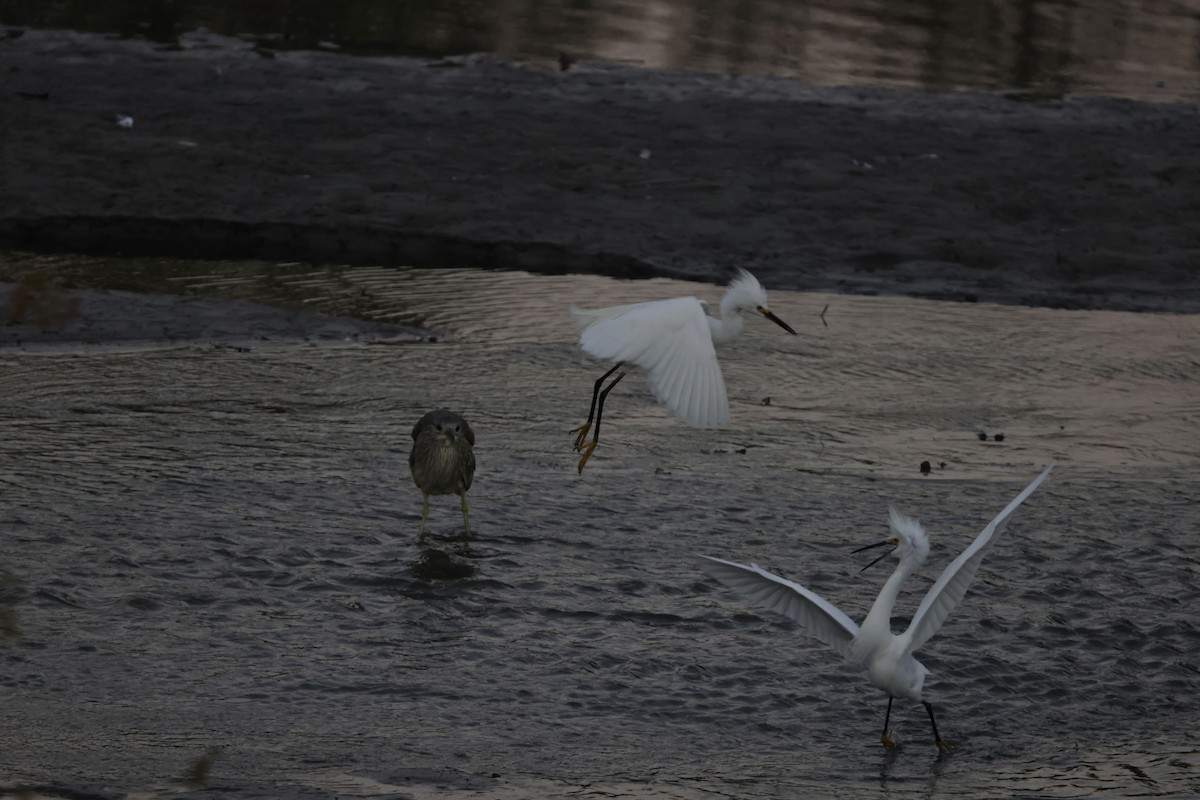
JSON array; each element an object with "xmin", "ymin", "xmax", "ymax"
[
  {"xmin": 700, "ymin": 556, "xmax": 860, "ymax": 662},
  {"xmin": 904, "ymin": 465, "xmax": 1054, "ymax": 653}
]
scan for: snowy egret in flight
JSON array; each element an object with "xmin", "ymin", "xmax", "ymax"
[
  {"xmin": 701, "ymin": 465, "xmax": 1053, "ymax": 752},
  {"xmin": 409, "ymin": 409, "xmax": 475, "ymax": 543},
  {"xmin": 569, "ymin": 270, "xmax": 796, "ymax": 474}
]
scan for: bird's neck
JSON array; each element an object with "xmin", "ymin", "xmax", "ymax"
[
  {"xmin": 860, "ymin": 557, "xmax": 920, "ymax": 640},
  {"xmin": 707, "ymin": 310, "xmax": 745, "ymax": 347}
]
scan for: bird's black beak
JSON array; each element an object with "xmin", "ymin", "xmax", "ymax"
[
  {"xmin": 757, "ymin": 306, "xmax": 797, "ymax": 335},
  {"xmin": 852, "ymin": 539, "xmax": 896, "ymax": 573}
]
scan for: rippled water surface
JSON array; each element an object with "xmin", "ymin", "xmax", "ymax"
[{"xmin": 1, "ymin": 259, "xmax": 1198, "ymax": 798}]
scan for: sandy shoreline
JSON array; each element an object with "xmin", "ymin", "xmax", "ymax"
[{"xmin": 1, "ymin": 27, "xmax": 1198, "ymax": 313}]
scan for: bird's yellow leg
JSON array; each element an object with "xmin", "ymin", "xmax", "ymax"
[
  {"xmin": 570, "ymin": 421, "xmax": 592, "ymax": 451},
  {"xmin": 417, "ymin": 494, "xmax": 430, "ymax": 543},
  {"xmin": 576, "ymin": 440, "xmax": 598, "ymax": 474},
  {"xmin": 881, "ymin": 731, "xmax": 897, "ymax": 749},
  {"xmin": 459, "ymin": 492, "xmax": 472, "ymax": 539},
  {"xmin": 935, "ymin": 738, "xmax": 951, "ymax": 754}
]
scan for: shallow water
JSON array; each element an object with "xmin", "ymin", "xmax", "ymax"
[{"xmin": 1, "ymin": 262, "xmax": 1198, "ymax": 798}]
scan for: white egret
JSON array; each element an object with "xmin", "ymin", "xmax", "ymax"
[
  {"xmin": 569, "ymin": 269, "xmax": 797, "ymax": 474},
  {"xmin": 700, "ymin": 465, "xmax": 1053, "ymax": 751}
]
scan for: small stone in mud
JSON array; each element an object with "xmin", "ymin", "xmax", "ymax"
[
  {"xmin": 761, "ymin": 396, "xmax": 771, "ymax": 405},
  {"xmin": 919, "ymin": 460, "xmax": 932, "ymax": 474},
  {"xmin": 412, "ymin": 549, "xmax": 475, "ymax": 581},
  {"xmin": 994, "ymin": 432, "xmax": 1006, "ymax": 442},
  {"xmin": 977, "ymin": 431, "xmax": 988, "ymax": 440}
]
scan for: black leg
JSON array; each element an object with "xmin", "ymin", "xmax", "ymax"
[
  {"xmin": 880, "ymin": 696, "xmax": 896, "ymax": 748},
  {"xmin": 923, "ymin": 700, "xmax": 949, "ymax": 752},
  {"xmin": 575, "ymin": 364, "xmax": 627, "ymax": 474},
  {"xmin": 585, "ymin": 362, "xmax": 625, "ymax": 429},
  {"xmin": 573, "ymin": 361, "xmax": 625, "ymax": 450},
  {"xmin": 592, "ymin": 371, "xmax": 626, "ymax": 445}
]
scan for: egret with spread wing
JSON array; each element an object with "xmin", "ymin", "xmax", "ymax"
[
  {"xmin": 569, "ymin": 270, "xmax": 796, "ymax": 474},
  {"xmin": 701, "ymin": 465, "xmax": 1053, "ymax": 751}
]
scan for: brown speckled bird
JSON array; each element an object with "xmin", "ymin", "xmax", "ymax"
[{"xmin": 409, "ymin": 409, "xmax": 475, "ymax": 543}]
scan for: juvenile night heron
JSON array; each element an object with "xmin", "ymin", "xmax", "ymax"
[
  {"xmin": 409, "ymin": 409, "xmax": 475, "ymax": 543},
  {"xmin": 701, "ymin": 465, "xmax": 1053, "ymax": 752},
  {"xmin": 569, "ymin": 269, "xmax": 797, "ymax": 474}
]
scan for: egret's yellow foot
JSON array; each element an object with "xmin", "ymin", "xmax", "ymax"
[
  {"xmin": 570, "ymin": 422, "xmax": 592, "ymax": 451},
  {"xmin": 881, "ymin": 731, "xmax": 897, "ymax": 749},
  {"xmin": 935, "ymin": 738, "xmax": 951, "ymax": 754},
  {"xmin": 576, "ymin": 440, "xmax": 598, "ymax": 474}
]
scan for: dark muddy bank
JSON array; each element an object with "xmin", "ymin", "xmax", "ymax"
[{"xmin": 2, "ymin": 28, "xmax": 1197, "ymax": 313}]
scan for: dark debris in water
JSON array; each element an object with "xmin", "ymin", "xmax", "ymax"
[
  {"xmin": 411, "ymin": 548, "xmax": 476, "ymax": 581},
  {"xmin": 183, "ymin": 745, "xmax": 223, "ymax": 789}
]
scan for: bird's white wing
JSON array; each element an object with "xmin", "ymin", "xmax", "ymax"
[
  {"xmin": 575, "ymin": 297, "xmax": 729, "ymax": 428},
  {"xmin": 904, "ymin": 464, "xmax": 1054, "ymax": 653},
  {"xmin": 700, "ymin": 555, "xmax": 860, "ymax": 662},
  {"xmin": 570, "ymin": 302, "xmax": 646, "ymax": 331}
]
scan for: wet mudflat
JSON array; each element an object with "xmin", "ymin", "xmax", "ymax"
[
  {"xmin": 1, "ymin": 262, "xmax": 1198, "ymax": 798},
  {"xmin": 11, "ymin": 0, "xmax": 1200, "ymax": 102},
  {"xmin": 4, "ymin": 29, "xmax": 1199, "ymax": 316}
]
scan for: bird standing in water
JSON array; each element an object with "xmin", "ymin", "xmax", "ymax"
[
  {"xmin": 409, "ymin": 409, "xmax": 475, "ymax": 543},
  {"xmin": 569, "ymin": 269, "xmax": 797, "ymax": 474},
  {"xmin": 701, "ymin": 465, "xmax": 1053, "ymax": 752}
]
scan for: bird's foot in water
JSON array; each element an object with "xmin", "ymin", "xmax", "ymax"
[
  {"xmin": 570, "ymin": 422, "xmax": 592, "ymax": 451},
  {"xmin": 935, "ymin": 738, "xmax": 951, "ymax": 754},
  {"xmin": 576, "ymin": 440, "xmax": 598, "ymax": 474},
  {"xmin": 881, "ymin": 731, "xmax": 897, "ymax": 749}
]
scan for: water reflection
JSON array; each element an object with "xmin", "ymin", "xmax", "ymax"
[{"xmin": 3, "ymin": 0, "xmax": 1198, "ymax": 101}]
